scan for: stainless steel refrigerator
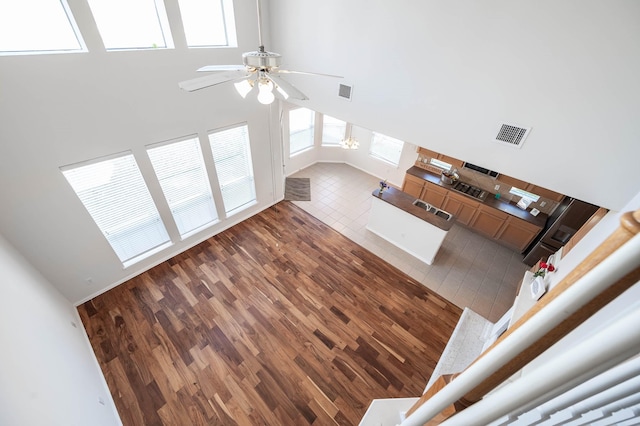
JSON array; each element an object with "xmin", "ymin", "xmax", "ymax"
[{"xmin": 522, "ymin": 197, "xmax": 599, "ymax": 266}]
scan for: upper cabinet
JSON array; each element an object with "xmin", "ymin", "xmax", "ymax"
[{"xmin": 526, "ymin": 185, "xmax": 565, "ymax": 202}]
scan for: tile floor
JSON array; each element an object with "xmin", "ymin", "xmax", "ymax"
[{"xmin": 290, "ymin": 162, "xmax": 530, "ymax": 323}]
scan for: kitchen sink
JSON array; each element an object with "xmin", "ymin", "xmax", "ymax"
[
  {"xmin": 413, "ymin": 200, "xmax": 437, "ymax": 213},
  {"xmin": 413, "ymin": 200, "xmax": 452, "ymax": 221}
]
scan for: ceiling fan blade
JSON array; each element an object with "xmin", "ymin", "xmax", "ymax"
[
  {"xmin": 275, "ymin": 69, "xmax": 343, "ymax": 79},
  {"xmin": 266, "ymin": 74, "xmax": 308, "ymax": 101},
  {"xmin": 178, "ymin": 71, "xmax": 249, "ymax": 92},
  {"xmin": 197, "ymin": 65, "xmax": 247, "ymax": 72}
]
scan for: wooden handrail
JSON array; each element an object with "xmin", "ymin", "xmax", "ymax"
[{"xmin": 405, "ymin": 209, "xmax": 640, "ymax": 423}]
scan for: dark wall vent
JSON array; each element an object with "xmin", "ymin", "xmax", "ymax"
[
  {"xmin": 338, "ymin": 84, "xmax": 353, "ymax": 101},
  {"xmin": 494, "ymin": 123, "xmax": 531, "ymax": 148}
]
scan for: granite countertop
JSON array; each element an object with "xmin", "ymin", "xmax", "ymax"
[
  {"xmin": 371, "ymin": 186, "xmax": 454, "ymax": 232},
  {"xmin": 406, "ymin": 166, "xmax": 548, "ymax": 228}
]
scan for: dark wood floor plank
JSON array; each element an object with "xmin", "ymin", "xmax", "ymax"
[{"xmin": 78, "ymin": 201, "xmax": 461, "ymax": 425}]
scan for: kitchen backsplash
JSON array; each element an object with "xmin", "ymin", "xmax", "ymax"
[{"xmin": 456, "ymin": 169, "xmax": 559, "ymax": 215}]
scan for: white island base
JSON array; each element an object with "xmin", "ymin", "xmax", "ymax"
[{"xmin": 366, "ymin": 195, "xmax": 449, "ymax": 265}]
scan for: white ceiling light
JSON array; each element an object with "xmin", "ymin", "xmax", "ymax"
[
  {"xmin": 233, "ymin": 79, "xmax": 253, "ymax": 98},
  {"xmin": 178, "ymin": 0, "xmax": 342, "ymax": 104},
  {"xmin": 256, "ymin": 77, "xmax": 275, "ymax": 105}
]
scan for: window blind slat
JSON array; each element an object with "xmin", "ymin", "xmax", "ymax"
[
  {"xmin": 289, "ymin": 108, "xmax": 315, "ymax": 154},
  {"xmin": 147, "ymin": 137, "xmax": 217, "ymax": 236},
  {"xmin": 322, "ymin": 115, "xmax": 346, "ymax": 146},
  {"xmin": 369, "ymin": 132, "xmax": 404, "ymax": 166},
  {"xmin": 208, "ymin": 124, "xmax": 256, "ymax": 214},
  {"xmin": 62, "ymin": 153, "xmax": 170, "ymax": 263}
]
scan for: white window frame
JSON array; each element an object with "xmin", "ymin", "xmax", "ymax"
[
  {"xmin": 321, "ymin": 114, "xmax": 347, "ymax": 147},
  {"xmin": 0, "ymin": 0, "xmax": 87, "ymax": 55},
  {"xmin": 369, "ymin": 132, "xmax": 404, "ymax": 166},
  {"xmin": 289, "ymin": 107, "xmax": 315, "ymax": 155},
  {"xmin": 208, "ymin": 124, "xmax": 257, "ymax": 216},
  {"xmin": 147, "ymin": 136, "xmax": 218, "ymax": 238},
  {"xmin": 61, "ymin": 152, "xmax": 171, "ymax": 267},
  {"xmin": 430, "ymin": 158, "xmax": 453, "ymax": 170},
  {"xmin": 509, "ymin": 187, "xmax": 541, "ymax": 202}
]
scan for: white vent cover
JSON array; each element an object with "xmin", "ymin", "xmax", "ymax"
[
  {"xmin": 338, "ymin": 83, "xmax": 353, "ymax": 101},
  {"xmin": 494, "ymin": 123, "xmax": 531, "ymax": 148}
]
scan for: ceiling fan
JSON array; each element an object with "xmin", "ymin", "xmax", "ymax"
[{"xmin": 178, "ymin": 0, "xmax": 342, "ymax": 104}]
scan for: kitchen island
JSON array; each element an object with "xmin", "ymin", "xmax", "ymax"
[{"xmin": 367, "ymin": 187, "xmax": 454, "ymax": 265}]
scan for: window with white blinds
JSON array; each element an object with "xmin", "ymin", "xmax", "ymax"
[
  {"xmin": 369, "ymin": 132, "xmax": 404, "ymax": 166},
  {"xmin": 61, "ymin": 153, "xmax": 170, "ymax": 265},
  {"xmin": 208, "ymin": 124, "xmax": 256, "ymax": 215},
  {"xmin": 321, "ymin": 115, "xmax": 347, "ymax": 146},
  {"xmin": 289, "ymin": 107, "xmax": 315, "ymax": 154},
  {"xmin": 147, "ymin": 137, "xmax": 217, "ymax": 237}
]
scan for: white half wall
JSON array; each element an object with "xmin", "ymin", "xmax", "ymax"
[
  {"xmin": 522, "ymin": 188, "xmax": 640, "ymax": 374},
  {"xmin": 0, "ymin": 234, "xmax": 120, "ymax": 426}
]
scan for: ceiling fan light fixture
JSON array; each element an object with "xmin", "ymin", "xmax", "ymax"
[
  {"xmin": 234, "ymin": 79, "xmax": 254, "ymax": 98},
  {"xmin": 178, "ymin": 0, "xmax": 342, "ymax": 103},
  {"xmin": 257, "ymin": 78, "xmax": 275, "ymax": 105}
]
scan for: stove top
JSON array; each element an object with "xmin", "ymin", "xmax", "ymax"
[{"xmin": 451, "ymin": 181, "xmax": 488, "ymax": 201}]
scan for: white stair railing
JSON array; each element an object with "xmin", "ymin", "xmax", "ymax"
[{"xmin": 399, "ymin": 230, "xmax": 640, "ymax": 426}]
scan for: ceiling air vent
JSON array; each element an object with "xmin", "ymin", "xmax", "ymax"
[
  {"xmin": 494, "ymin": 123, "xmax": 531, "ymax": 148},
  {"xmin": 338, "ymin": 83, "xmax": 353, "ymax": 101}
]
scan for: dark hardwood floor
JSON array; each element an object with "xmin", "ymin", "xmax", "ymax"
[{"xmin": 78, "ymin": 201, "xmax": 462, "ymax": 425}]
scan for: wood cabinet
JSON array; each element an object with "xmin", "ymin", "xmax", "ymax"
[
  {"xmin": 402, "ymin": 174, "xmax": 426, "ymax": 198},
  {"xmin": 442, "ymin": 191, "xmax": 479, "ymax": 226},
  {"xmin": 421, "ymin": 181, "xmax": 448, "ymax": 209},
  {"xmin": 497, "ymin": 174, "xmax": 529, "ymax": 190},
  {"xmin": 526, "ymin": 185, "xmax": 564, "ymax": 202},
  {"xmin": 470, "ymin": 205, "xmax": 508, "ymax": 238},
  {"xmin": 418, "ymin": 147, "xmax": 440, "ymax": 159},
  {"xmin": 496, "ymin": 216, "xmax": 542, "ymax": 251},
  {"xmin": 403, "ymin": 172, "xmax": 543, "ymax": 252}
]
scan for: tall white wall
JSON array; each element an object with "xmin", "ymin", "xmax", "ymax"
[
  {"xmin": 269, "ymin": 0, "xmax": 640, "ymax": 211},
  {"xmin": 0, "ymin": 234, "xmax": 120, "ymax": 426},
  {"xmin": 0, "ymin": 1, "xmax": 284, "ymax": 304}
]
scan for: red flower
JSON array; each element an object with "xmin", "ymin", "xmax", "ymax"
[
  {"xmin": 540, "ymin": 261, "xmax": 548, "ymax": 269},
  {"xmin": 547, "ymin": 264, "xmax": 555, "ymax": 272}
]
